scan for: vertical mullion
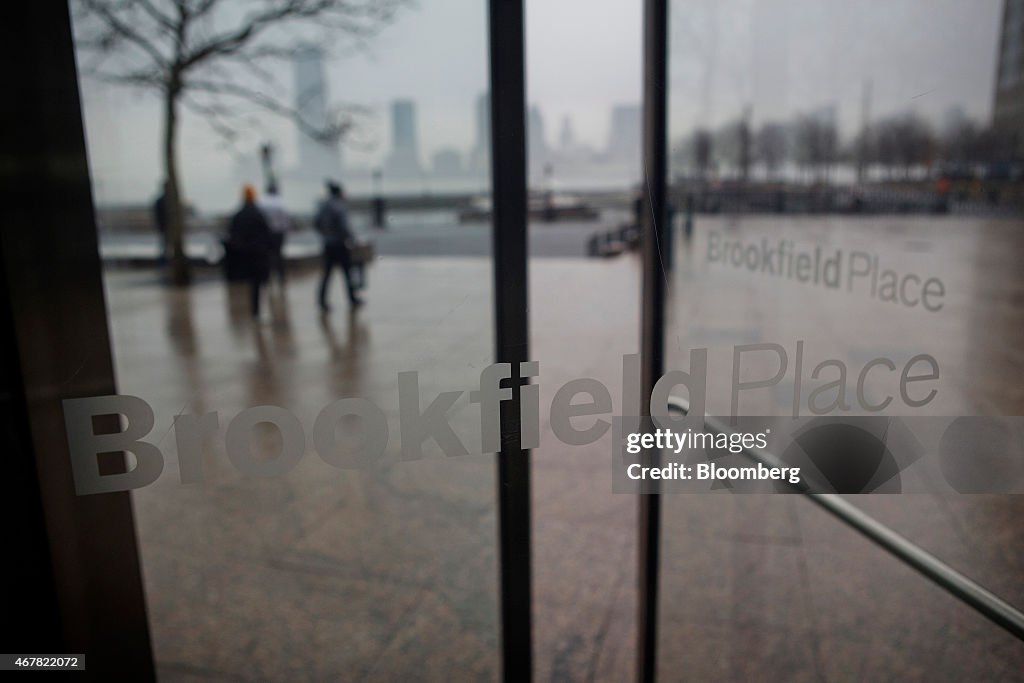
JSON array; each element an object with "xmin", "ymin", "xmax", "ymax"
[
  {"xmin": 638, "ymin": 0, "xmax": 669, "ymax": 681},
  {"xmin": 488, "ymin": 1, "xmax": 532, "ymax": 681}
]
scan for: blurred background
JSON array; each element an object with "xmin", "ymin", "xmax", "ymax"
[{"xmin": 58, "ymin": 0, "xmax": 1024, "ymax": 680}]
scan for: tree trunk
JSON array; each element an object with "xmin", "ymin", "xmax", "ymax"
[{"xmin": 163, "ymin": 83, "xmax": 189, "ymax": 286}]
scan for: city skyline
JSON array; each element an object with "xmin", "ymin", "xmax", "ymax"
[
  {"xmin": 344, "ymin": 94, "xmax": 643, "ymax": 179},
  {"xmin": 75, "ymin": 0, "xmax": 1006, "ymax": 210}
]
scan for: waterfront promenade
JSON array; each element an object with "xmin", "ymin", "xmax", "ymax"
[{"xmin": 104, "ymin": 214, "xmax": 1024, "ymax": 681}]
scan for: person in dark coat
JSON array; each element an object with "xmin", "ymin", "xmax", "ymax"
[
  {"xmin": 228, "ymin": 184, "xmax": 273, "ymax": 318},
  {"xmin": 315, "ymin": 181, "xmax": 362, "ymax": 312}
]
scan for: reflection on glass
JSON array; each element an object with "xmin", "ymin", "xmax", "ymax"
[{"xmin": 660, "ymin": 0, "xmax": 1024, "ymax": 679}]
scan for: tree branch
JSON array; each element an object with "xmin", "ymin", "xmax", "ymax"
[
  {"xmin": 88, "ymin": 66, "xmax": 167, "ymax": 89},
  {"xmin": 179, "ymin": 0, "xmax": 400, "ymax": 70},
  {"xmin": 180, "ymin": 93, "xmax": 243, "ymax": 144},
  {"xmin": 135, "ymin": 0, "xmax": 178, "ymax": 37},
  {"xmin": 79, "ymin": 0, "xmax": 171, "ymax": 68},
  {"xmin": 185, "ymin": 77, "xmax": 357, "ymax": 143},
  {"xmin": 181, "ymin": 0, "xmax": 331, "ymax": 69}
]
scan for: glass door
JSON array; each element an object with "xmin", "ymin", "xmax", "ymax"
[
  {"xmin": 657, "ymin": 0, "xmax": 1024, "ymax": 679},
  {"xmin": 68, "ymin": 1, "xmax": 500, "ymax": 678}
]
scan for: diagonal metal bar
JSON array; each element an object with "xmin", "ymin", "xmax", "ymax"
[{"xmin": 666, "ymin": 396, "xmax": 1024, "ymax": 643}]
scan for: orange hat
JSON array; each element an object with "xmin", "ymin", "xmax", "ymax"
[{"xmin": 242, "ymin": 184, "xmax": 257, "ymax": 202}]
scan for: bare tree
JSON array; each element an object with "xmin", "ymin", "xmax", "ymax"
[
  {"xmin": 693, "ymin": 129, "xmax": 713, "ymax": 182},
  {"xmin": 736, "ymin": 113, "xmax": 751, "ymax": 184},
  {"xmin": 868, "ymin": 122, "xmax": 896, "ymax": 179},
  {"xmin": 795, "ymin": 113, "xmax": 837, "ymax": 184},
  {"xmin": 872, "ymin": 113, "xmax": 934, "ymax": 180},
  {"xmin": 936, "ymin": 116, "xmax": 1017, "ymax": 170},
  {"xmin": 74, "ymin": 0, "xmax": 404, "ymax": 285},
  {"xmin": 944, "ymin": 118, "xmax": 977, "ymax": 163},
  {"xmin": 894, "ymin": 114, "xmax": 935, "ymax": 179},
  {"xmin": 755, "ymin": 122, "xmax": 787, "ymax": 182},
  {"xmin": 713, "ymin": 114, "xmax": 751, "ymax": 182}
]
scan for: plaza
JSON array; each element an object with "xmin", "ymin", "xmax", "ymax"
[{"xmin": 101, "ymin": 214, "xmax": 1024, "ymax": 680}]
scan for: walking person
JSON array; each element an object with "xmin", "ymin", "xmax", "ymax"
[
  {"xmin": 228, "ymin": 184, "xmax": 273, "ymax": 319},
  {"xmin": 259, "ymin": 182, "xmax": 292, "ymax": 285},
  {"xmin": 315, "ymin": 181, "xmax": 363, "ymax": 312}
]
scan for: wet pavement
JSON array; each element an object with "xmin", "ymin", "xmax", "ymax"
[{"xmin": 103, "ymin": 214, "xmax": 1024, "ymax": 681}]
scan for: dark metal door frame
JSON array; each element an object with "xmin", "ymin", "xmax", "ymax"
[
  {"xmin": 486, "ymin": 1, "xmax": 670, "ymax": 680},
  {"xmin": 487, "ymin": 1, "xmax": 533, "ymax": 681},
  {"xmin": 638, "ymin": 0, "xmax": 670, "ymax": 681},
  {"xmin": 0, "ymin": 3, "xmax": 155, "ymax": 679}
]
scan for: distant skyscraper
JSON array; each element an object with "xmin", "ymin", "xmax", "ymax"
[
  {"xmin": 468, "ymin": 92, "xmax": 490, "ymax": 175},
  {"xmin": 293, "ymin": 45, "xmax": 342, "ymax": 185},
  {"xmin": 605, "ymin": 104, "xmax": 641, "ymax": 166},
  {"xmin": 993, "ymin": 0, "xmax": 1024, "ymax": 141},
  {"xmin": 528, "ymin": 105, "xmax": 548, "ymax": 174},
  {"xmin": 432, "ymin": 148, "xmax": 463, "ymax": 176},
  {"xmin": 384, "ymin": 99, "xmax": 422, "ymax": 177},
  {"xmin": 558, "ymin": 115, "xmax": 576, "ymax": 151}
]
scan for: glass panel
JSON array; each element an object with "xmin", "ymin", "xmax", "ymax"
[
  {"xmin": 70, "ymin": 1, "xmax": 498, "ymax": 679},
  {"xmin": 526, "ymin": 1, "xmax": 643, "ymax": 679},
  {"xmin": 660, "ymin": 0, "xmax": 1024, "ymax": 678}
]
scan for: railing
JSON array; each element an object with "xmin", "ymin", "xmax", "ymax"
[{"xmin": 664, "ymin": 396, "xmax": 1024, "ymax": 642}]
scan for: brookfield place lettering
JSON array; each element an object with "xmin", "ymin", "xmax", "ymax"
[
  {"xmin": 707, "ymin": 230, "xmax": 946, "ymax": 312},
  {"xmin": 62, "ymin": 343, "xmax": 940, "ymax": 494}
]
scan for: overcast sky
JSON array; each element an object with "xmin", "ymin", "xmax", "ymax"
[
  {"xmin": 668, "ymin": 0, "xmax": 1003, "ymax": 136},
  {"xmin": 76, "ymin": 0, "xmax": 1003, "ymax": 209}
]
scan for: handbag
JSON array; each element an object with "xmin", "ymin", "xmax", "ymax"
[{"xmin": 351, "ymin": 238, "xmax": 375, "ymax": 265}]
